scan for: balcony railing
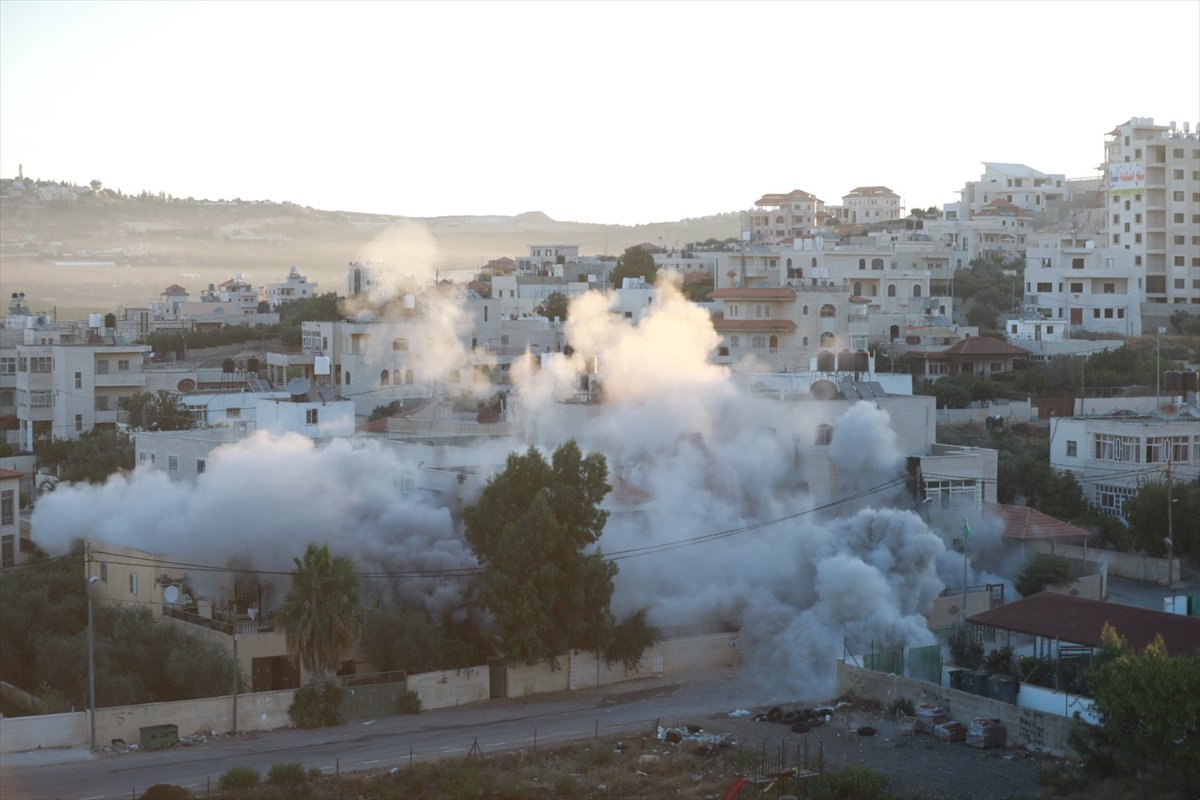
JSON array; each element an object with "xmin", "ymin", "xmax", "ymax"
[{"xmin": 162, "ymin": 604, "xmax": 275, "ymax": 635}]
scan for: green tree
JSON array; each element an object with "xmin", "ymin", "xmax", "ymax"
[
  {"xmin": 278, "ymin": 292, "xmax": 343, "ymax": 349},
  {"xmin": 1124, "ymin": 478, "xmax": 1199, "ymax": 559},
  {"xmin": 463, "ymin": 441, "xmax": 655, "ymax": 666},
  {"xmin": 1015, "ymin": 553, "xmax": 1071, "ymax": 597},
  {"xmin": 126, "ymin": 390, "xmax": 196, "ymax": 431},
  {"xmin": 36, "ymin": 429, "xmax": 134, "ymax": 483},
  {"xmin": 534, "ymin": 291, "xmax": 569, "ymax": 322},
  {"xmin": 1075, "ymin": 625, "xmax": 1200, "ymax": 791},
  {"xmin": 610, "ymin": 246, "xmax": 657, "ymax": 288},
  {"xmin": 277, "ymin": 544, "xmax": 362, "ymax": 711}
]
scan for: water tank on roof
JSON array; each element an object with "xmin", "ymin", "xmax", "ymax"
[
  {"xmin": 104, "ymin": 313, "xmax": 116, "ymax": 329},
  {"xmin": 314, "ymin": 356, "xmax": 331, "ymax": 375},
  {"xmin": 88, "ymin": 313, "xmax": 103, "ymax": 328},
  {"xmin": 246, "ymin": 357, "xmax": 260, "ymax": 374},
  {"xmin": 816, "ymin": 351, "xmax": 836, "ymax": 372},
  {"xmin": 222, "ymin": 358, "xmax": 235, "ymax": 373},
  {"xmin": 836, "ymin": 349, "xmax": 854, "ymax": 371}
]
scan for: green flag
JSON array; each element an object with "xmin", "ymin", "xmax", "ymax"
[{"xmin": 962, "ymin": 515, "xmax": 972, "ymax": 539}]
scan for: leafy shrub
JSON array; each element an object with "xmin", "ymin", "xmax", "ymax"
[
  {"xmin": 397, "ymin": 689, "xmax": 422, "ymax": 715},
  {"xmin": 553, "ymin": 775, "xmax": 577, "ymax": 796},
  {"xmin": 218, "ymin": 766, "xmax": 259, "ymax": 791},
  {"xmin": 268, "ymin": 761, "xmax": 309, "ymax": 786},
  {"xmin": 949, "ymin": 630, "xmax": 984, "ymax": 669},
  {"xmin": 288, "ymin": 684, "xmax": 343, "ymax": 728},
  {"xmin": 889, "ymin": 697, "xmax": 915, "ymax": 717},
  {"xmin": 1016, "ymin": 553, "xmax": 1071, "ymax": 597},
  {"xmin": 984, "ymin": 646, "xmax": 1015, "ymax": 675}
]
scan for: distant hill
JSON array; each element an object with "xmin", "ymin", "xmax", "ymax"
[{"xmin": 0, "ymin": 179, "xmax": 739, "ymax": 312}]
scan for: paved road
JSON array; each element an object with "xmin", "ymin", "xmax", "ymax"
[{"xmin": 1, "ymin": 666, "xmax": 791, "ymax": 800}]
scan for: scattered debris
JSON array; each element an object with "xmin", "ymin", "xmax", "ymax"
[{"xmin": 728, "ymin": 709, "xmax": 752, "ymax": 718}]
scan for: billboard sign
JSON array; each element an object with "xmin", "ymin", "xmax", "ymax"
[{"xmin": 1108, "ymin": 162, "xmax": 1146, "ymax": 196}]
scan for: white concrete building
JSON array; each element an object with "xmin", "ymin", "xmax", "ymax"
[
  {"xmin": 948, "ymin": 162, "xmax": 1070, "ymax": 226},
  {"xmin": 262, "ymin": 266, "xmax": 318, "ymax": 309},
  {"xmin": 13, "ymin": 318, "xmax": 151, "ymax": 451},
  {"xmin": 0, "ymin": 468, "xmax": 22, "ymax": 568},
  {"xmin": 1100, "ymin": 117, "xmax": 1200, "ymax": 324},
  {"xmin": 1022, "ymin": 235, "xmax": 1142, "ymax": 336},
  {"xmin": 745, "ymin": 190, "xmax": 827, "ymax": 244},
  {"xmin": 1050, "ymin": 411, "xmax": 1200, "ymax": 518},
  {"xmin": 835, "ymin": 186, "xmax": 904, "ymax": 225}
]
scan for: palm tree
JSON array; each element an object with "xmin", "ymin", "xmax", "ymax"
[{"xmin": 277, "ymin": 543, "xmax": 361, "ymax": 700}]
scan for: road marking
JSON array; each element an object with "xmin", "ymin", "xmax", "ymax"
[
  {"xmin": 81, "ymin": 795, "xmax": 106, "ymax": 799},
  {"xmin": 359, "ymin": 759, "xmax": 380, "ymax": 765}
]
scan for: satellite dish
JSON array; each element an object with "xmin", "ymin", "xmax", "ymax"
[
  {"xmin": 286, "ymin": 377, "xmax": 311, "ymax": 399},
  {"xmin": 177, "ymin": 378, "xmax": 196, "ymax": 393},
  {"xmin": 163, "ymin": 585, "xmax": 180, "ymax": 604}
]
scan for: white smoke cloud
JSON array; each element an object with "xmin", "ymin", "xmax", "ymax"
[
  {"xmin": 34, "ymin": 274, "xmax": 957, "ymax": 699},
  {"xmin": 32, "ymin": 432, "xmax": 476, "ymax": 616}
]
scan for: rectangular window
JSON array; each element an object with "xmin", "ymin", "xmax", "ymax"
[
  {"xmin": 1037, "ymin": 282, "xmax": 1052, "ymax": 292},
  {"xmin": 1174, "ymin": 213, "xmax": 1185, "ymax": 223},
  {"xmin": 139, "ymin": 451, "xmax": 149, "ymax": 464},
  {"xmin": 117, "ymin": 359, "xmax": 130, "ymax": 372},
  {"xmin": 129, "ymin": 573, "xmax": 138, "ymax": 595},
  {"xmin": 1173, "ymin": 169, "xmax": 1184, "ymax": 179},
  {"xmin": 168, "ymin": 455, "xmax": 179, "ymax": 472},
  {"xmin": 1093, "ymin": 433, "xmax": 1140, "ymax": 463},
  {"xmin": 30, "ymin": 356, "xmax": 53, "ymax": 373},
  {"xmin": 1095, "ymin": 484, "xmax": 1137, "ymax": 518},
  {"xmin": 74, "ymin": 371, "xmax": 82, "ymax": 390},
  {"xmin": 196, "ymin": 460, "xmax": 206, "ymax": 475},
  {"xmin": 74, "ymin": 414, "xmax": 83, "ymax": 432},
  {"xmin": 31, "ymin": 390, "xmax": 53, "ymax": 409},
  {"xmin": 100, "ymin": 561, "xmax": 107, "ymax": 582},
  {"xmin": 0, "ymin": 358, "xmax": 14, "ymax": 377},
  {"xmin": 1, "ymin": 489, "xmax": 14, "ymax": 525},
  {"xmin": 96, "ymin": 360, "xmax": 109, "ymax": 374},
  {"xmin": 1, "ymin": 535, "xmax": 11, "ymax": 568},
  {"xmin": 1066, "ymin": 440, "xmax": 1077, "ymax": 457},
  {"xmin": 1070, "ymin": 282, "xmax": 1083, "ymax": 293},
  {"xmin": 226, "ymin": 407, "xmax": 241, "ymax": 419},
  {"xmin": 306, "ymin": 408, "xmax": 318, "ymax": 424},
  {"xmin": 95, "ymin": 396, "xmax": 109, "ymax": 411}
]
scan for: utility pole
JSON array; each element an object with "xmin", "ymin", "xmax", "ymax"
[
  {"xmin": 1156, "ymin": 326, "xmax": 1166, "ymax": 407},
  {"xmin": 232, "ymin": 632, "xmax": 239, "ymax": 735},
  {"xmin": 86, "ymin": 544, "xmax": 97, "ymax": 750}
]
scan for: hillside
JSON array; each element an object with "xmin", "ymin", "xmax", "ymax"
[{"xmin": 0, "ymin": 179, "xmax": 739, "ymax": 313}]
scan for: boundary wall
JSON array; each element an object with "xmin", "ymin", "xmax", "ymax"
[
  {"xmin": 836, "ymin": 659, "xmax": 1084, "ymax": 756},
  {"xmin": 1031, "ymin": 540, "xmax": 1179, "ymax": 585},
  {"xmin": 0, "ymin": 633, "xmax": 738, "ymax": 753}
]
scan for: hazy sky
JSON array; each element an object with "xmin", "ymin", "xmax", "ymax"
[{"xmin": 2, "ymin": 0, "xmax": 1197, "ymax": 225}]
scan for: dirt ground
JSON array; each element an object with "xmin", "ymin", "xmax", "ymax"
[{"xmin": 673, "ymin": 698, "xmax": 1055, "ymax": 800}]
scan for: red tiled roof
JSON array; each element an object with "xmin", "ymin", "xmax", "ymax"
[
  {"xmin": 942, "ymin": 337, "xmax": 1031, "ymax": 357},
  {"xmin": 709, "ymin": 288, "xmax": 796, "ymax": 300},
  {"xmin": 163, "ymin": 284, "xmax": 188, "ymax": 295},
  {"xmin": 849, "ymin": 295, "xmax": 871, "ymax": 304},
  {"xmin": 969, "ymin": 592, "xmax": 1200, "ymax": 657},
  {"xmin": 712, "ymin": 319, "xmax": 797, "ymax": 332},
  {"xmin": 610, "ymin": 475, "xmax": 652, "ymax": 506},
  {"xmin": 985, "ymin": 503, "xmax": 1089, "ymax": 541},
  {"xmin": 0, "ymin": 468, "xmax": 22, "ymax": 479}
]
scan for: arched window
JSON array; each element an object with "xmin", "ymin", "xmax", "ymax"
[
  {"xmin": 819, "ymin": 304, "xmax": 836, "ymax": 318},
  {"xmin": 889, "ymin": 324, "xmax": 900, "ymax": 341},
  {"xmin": 811, "ymin": 258, "xmax": 817, "ymax": 269},
  {"xmin": 815, "ymin": 424, "xmax": 833, "ymax": 446},
  {"xmin": 380, "ymin": 370, "xmax": 390, "ymax": 386},
  {"xmin": 393, "ymin": 369, "xmax": 402, "ymax": 384},
  {"xmin": 776, "ymin": 215, "xmax": 784, "ymax": 224},
  {"xmin": 802, "ymin": 305, "xmax": 809, "ymax": 316},
  {"xmin": 858, "ymin": 258, "xmax": 866, "ymax": 270},
  {"xmin": 802, "ymin": 336, "xmax": 809, "ymax": 347},
  {"xmin": 887, "ymin": 284, "xmax": 896, "ymax": 297},
  {"xmin": 871, "ymin": 258, "xmax": 884, "ymax": 270},
  {"xmin": 404, "ymin": 369, "xmax": 414, "ymax": 384},
  {"xmin": 853, "ymin": 281, "xmax": 862, "ymax": 296},
  {"xmin": 786, "ymin": 258, "xmax": 792, "ymax": 269},
  {"xmin": 913, "ymin": 284, "xmax": 923, "ymax": 297},
  {"xmin": 730, "ymin": 335, "xmax": 741, "ymax": 348},
  {"xmin": 820, "ymin": 331, "xmax": 835, "ymax": 347},
  {"xmin": 769, "ymin": 335, "xmax": 778, "ymax": 351},
  {"xmin": 345, "ymin": 371, "xmax": 351, "ymax": 384},
  {"xmin": 871, "ymin": 284, "xmax": 878, "ymax": 297}
]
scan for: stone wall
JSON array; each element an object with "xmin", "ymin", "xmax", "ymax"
[
  {"xmin": 1031, "ymin": 540, "xmax": 1179, "ymax": 585},
  {"xmin": 836, "ymin": 659, "xmax": 1085, "ymax": 756},
  {"xmin": 407, "ymin": 666, "xmax": 489, "ymax": 710}
]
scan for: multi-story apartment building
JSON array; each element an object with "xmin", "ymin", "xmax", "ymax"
[
  {"xmin": 0, "ymin": 468, "xmax": 22, "ymax": 568},
  {"xmin": 1023, "ymin": 235, "xmax": 1143, "ymax": 336},
  {"xmin": 745, "ymin": 190, "xmax": 826, "ymax": 244},
  {"xmin": 831, "ymin": 186, "xmax": 904, "ymax": 225},
  {"xmin": 928, "ymin": 199, "xmax": 1033, "ymax": 265},
  {"xmin": 1050, "ymin": 412, "xmax": 1200, "ymax": 518},
  {"xmin": 262, "ymin": 265, "xmax": 318, "ymax": 309},
  {"xmin": 13, "ymin": 318, "xmax": 150, "ymax": 451},
  {"xmin": 1101, "ymin": 117, "xmax": 1200, "ymax": 323},
  {"xmin": 946, "ymin": 162, "xmax": 1069, "ymax": 226}
]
